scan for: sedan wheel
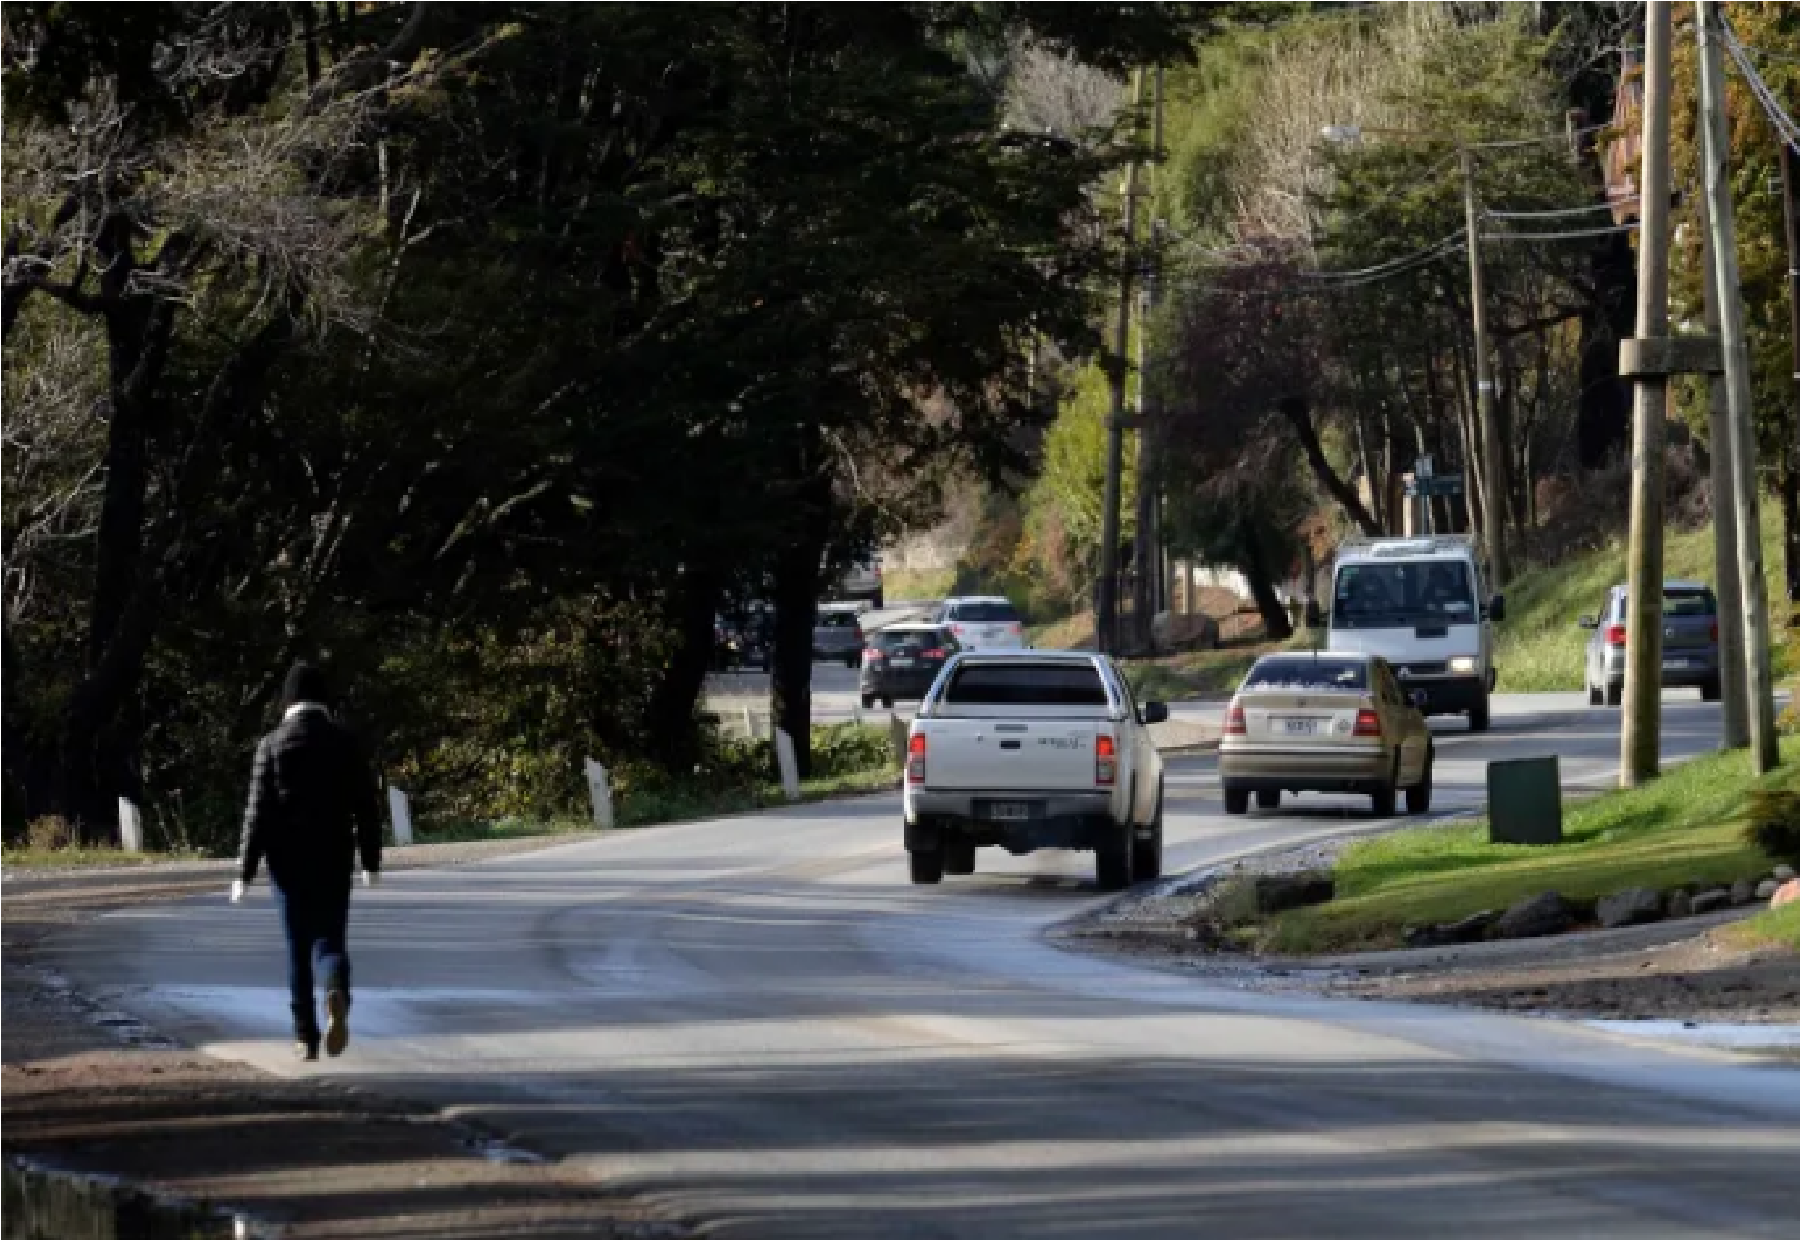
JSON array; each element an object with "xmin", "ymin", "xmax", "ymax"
[
  {"xmin": 1223, "ymin": 786, "xmax": 1249, "ymax": 816},
  {"xmin": 1371, "ymin": 755, "xmax": 1399, "ymax": 818},
  {"xmin": 908, "ymin": 848, "xmax": 944, "ymax": 885},
  {"xmin": 1255, "ymin": 789, "xmax": 1280, "ymax": 811},
  {"xmin": 1406, "ymin": 746, "xmax": 1434, "ymax": 815},
  {"xmin": 1132, "ymin": 782, "xmax": 1164, "ymax": 881}
]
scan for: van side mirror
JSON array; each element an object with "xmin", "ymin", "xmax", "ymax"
[
  {"xmin": 1303, "ymin": 599, "xmax": 1324, "ymax": 629},
  {"xmin": 1488, "ymin": 594, "xmax": 1507, "ymax": 623},
  {"xmin": 1142, "ymin": 701, "xmax": 1170, "ymax": 725}
]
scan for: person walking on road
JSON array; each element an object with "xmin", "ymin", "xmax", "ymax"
[{"xmin": 232, "ymin": 660, "xmax": 384, "ymax": 1061}]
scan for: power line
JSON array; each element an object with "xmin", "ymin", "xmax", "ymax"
[
  {"xmin": 1486, "ymin": 196, "xmax": 1638, "ymax": 220},
  {"xmin": 1721, "ymin": 19, "xmax": 1800, "ymax": 152},
  {"xmin": 1482, "ymin": 221, "xmax": 1640, "ymax": 242},
  {"xmin": 1300, "ymin": 229, "xmax": 1467, "ymax": 282}
]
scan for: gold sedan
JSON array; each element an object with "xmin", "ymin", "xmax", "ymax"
[{"xmin": 1219, "ymin": 652, "xmax": 1433, "ymax": 818}]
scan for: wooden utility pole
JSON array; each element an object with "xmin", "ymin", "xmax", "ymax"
[
  {"xmin": 1698, "ymin": 110, "xmax": 1750, "ymax": 751},
  {"xmin": 1619, "ymin": 0, "xmax": 1673, "ymax": 788},
  {"xmin": 1096, "ymin": 68, "xmax": 1145, "ymax": 655},
  {"xmin": 1781, "ymin": 140, "xmax": 1800, "ymax": 615},
  {"xmin": 1133, "ymin": 67, "xmax": 1165, "ymax": 651},
  {"xmin": 1697, "ymin": 0, "xmax": 1779, "ymax": 773},
  {"xmin": 1460, "ymin": 148, "xmax": 1509, "ymax": 588}
]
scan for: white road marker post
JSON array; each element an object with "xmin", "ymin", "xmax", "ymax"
[
  {"xmin": 387, "ymin": 784, "xmax": 414, "ymax": 846},
  {"xmin": 742, "ymin": 705, "xmax": 756, "ymax": 740},
  {"xmin": 117, "ymin": 797, "xmax": 144, "ymax": 854},
  {"xmin": 774, "ymin": 728, "xmax": 801, "ymax": 802},
  {"xmin": 585, "ymin": 758, "xmax": 615, "ymax": 830}
]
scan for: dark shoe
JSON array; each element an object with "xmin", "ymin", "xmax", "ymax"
[
  {"xmin": 324, "ymin": 988, "xmax": 350, "ymax": 1057},
  {"xmin": 294, "ymin": 1038, "xmax": 319, "ymax": 1062}
]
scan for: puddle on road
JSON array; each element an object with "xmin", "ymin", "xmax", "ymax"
[{"xmin": 2, "ymin": 1159, "xmax": 240, "ymax": 1240}]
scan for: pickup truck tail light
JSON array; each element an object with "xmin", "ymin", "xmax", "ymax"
[
  {"xmin": 1224, "ymin": 705, "xmax": 1246, "ymax": 735},
  {"xmin": 1353, "ymin": 708, "xmax": 1382, "ymax": 738},
  {"xmin": 921, "ymin": 647, "xmax": 945, "ymax": 659},
  {"xmin": 1095, "ymin": 734, "xmax": 1117, "ymax": 786},
  {"xmin": 1007, "ymin": 622, "xmax": 1022, "ymax": 635},
  {"xmin": 863, "ymin": 647, "xmax": 884, "ymax": 664},
  {"xmin": 907, "ymin": 733, "xmax": 927, "ymax": 784},
  {"xmin": 1605, "ymin": 623, "xmax": 1626, "ymax": 648}
]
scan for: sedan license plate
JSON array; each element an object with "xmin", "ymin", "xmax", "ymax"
[
  {"xmin": 1280, "ymin": 717, "xmax": 1320, "ymax": 736},
  {"xmin": 890, "ymin": 657, "xmax": 915, "ymax": 667},
  {"xmin": 1662, "ymin": 658, "xmax": 1687, "ymax": 669},
  {"xmin": 984, "ymin": 801, "xmax": 1032, "ymax": 822}
]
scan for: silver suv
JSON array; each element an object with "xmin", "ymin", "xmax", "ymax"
[
  {"xmin": 1580, "ymin": 581, "xmax": 1720, "ymax": 706},
  {"xmin": 812, "ymin": 604, "xmax": 866, "ymax": 667}
]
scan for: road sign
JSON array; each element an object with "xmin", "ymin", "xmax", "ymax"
[{"xmin": 1404, "ymin": 475, "xmax": 1465, "ymax": 499}]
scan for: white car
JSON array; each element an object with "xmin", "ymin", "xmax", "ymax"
[
  {"xmin": 937, "ymin": 595, "xmax": 1026, "ymax": 651},
  {"xmin": 1314, "ymin": 536, "xmax": 1504, "ymax": 732},
  {"xmin": 902, "ymin": 651, "xmax": 1167, "ymax": 890}
]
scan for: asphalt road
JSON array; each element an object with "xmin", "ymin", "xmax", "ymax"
[{"xmin": 50, "ymin": 693, "xmax": 1800, "ymax": 1238}]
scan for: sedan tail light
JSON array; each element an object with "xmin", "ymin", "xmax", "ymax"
[
  {"xmin": 1007, "ymin": 622, "xmax": 1022, "ymax": 634},
  {"xmin": 1353, "ymin": 708, "xmax": 1382, "ymax": 737},
  {"xmin": 863, "ymin": 647, "xmax": 884, "ymax": 663},
  {"xmin": 907, "ymin": 733, "xmax": 927, "ymax": 784},
  {"xmin": 1224, "ymin": 705, "xmax": 1247, "ymax": 735},
  {"xmin": 1096, "ymin": 734, "xmax": 1117, "ymax": 786},
  {"xmin": 921, "ymin": 647, "xmax": 945, "ymax": 659},
  {"xmin": 1710, "ymin": 621, "xmax": 1718, "ymax": 642},
  {"xmin": 1605, "ymin": 623, "xmax": 1626, "ymax": 648}
]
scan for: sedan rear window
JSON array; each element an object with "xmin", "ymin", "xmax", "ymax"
[
  {"xmin": 1243, "ymin": 657, "xmax": 1369, "ymax": 692},
  {"xmin": 1664, "ymin": 589, "xmax": 1716, "ymax": 617},
  {"xmin": 875, "ymin": 628, "xmax": 947, "ymax": 651},
  {"xmin": 943, "ymin": 663, "xmax": 1109, "ymax": 706},
  {"xmin": 817, "ymin": 611, "xmax": 860, "ymax": 629},
  {"xmin": 947, "ymin": 602, "xmax": 1019, "ymax": 623}
]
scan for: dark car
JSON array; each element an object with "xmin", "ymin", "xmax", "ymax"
[
  {"xmin": 1580, "ymin": 580, "xmax": 1720, "ymax": 705},
  {"xmin": 860, "ymin": 624, "xmax": 960, "ymax": 708}
]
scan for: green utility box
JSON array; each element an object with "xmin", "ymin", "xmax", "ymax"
[{"xmin": 1487, "ymin": 755, "xmax": 1563, "ymax": 845}]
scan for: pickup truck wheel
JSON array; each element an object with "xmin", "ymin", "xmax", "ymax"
[
  {"xmin": 1702, "ymin": 676, "xmax": 1721, "ymax": 702},
  {"xmin": 844, "ymin": 653, "xmax": 860, "ymax": 669},
  {"xmin": 1095, "ymin": 826, "xmax": 1135, "ymax": 891},
  {"xmin": 908, "ymin": 848, "xmax": 944, "ymax": 885},
  {"xmin": 1603, "ymin": 682, "xmax": 1621, "ymax": 708},
  {"xmin": 1131, "ymin": 781, "xmax": 1164, "ymax": 881},
  {"xmin": 1255, "ymin": 789, "xmax": 1280, "ymax": 810},
  {"xmin": 1406, "ymin": 745, "xmax": 1434, "ymax": 815},
  {"xmin": 882, "ymin": 696, "xmax": 895, "ymax": 709},
  {"xmin": 1223, "ymin": 786, "xmax": 1250, "ymax": 816},
  {"xmin": 860, "ymin": 693, "xmax": 876, "ymax": 710},
  {"xmin": 943, "ymin": 836, "xmax": 976, "ymax": 875}
]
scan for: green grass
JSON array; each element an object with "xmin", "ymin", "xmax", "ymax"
[
  {"xmin": 1721, "ymin": 899, "xmax": 1800, "ymax": 952},
  {"xmin": 1122, "ymin": 635, "xmax": 1310, "ymax": 702},
  {"xmin": 0, "ymin": 846, "xmax": 209, "ymax": 870},
  {"xmin": 1264, "ymin": 737, "xmax": 1800, "ymax": 954},
  {"xmin": 1496, "ymin": 519, "xmax": 1794, "ymax": 692}
]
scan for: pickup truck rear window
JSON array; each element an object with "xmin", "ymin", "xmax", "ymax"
[
  {"xmin": 1244, "ymin": 657, "xmax": 1369, "ymax": 691},
  {"xmin": 942, "ymin": 663, "xmax": 1109, "ymax": 706}
]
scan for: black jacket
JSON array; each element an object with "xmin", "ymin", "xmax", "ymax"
[{"xmin": 238, "ymin": 705, "xmax": 383, "ymax": 890}]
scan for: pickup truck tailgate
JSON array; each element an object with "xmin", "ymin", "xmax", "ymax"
[{"xmin": 922, "ymin": 720, "xmax": 1105, "ymax": 790}]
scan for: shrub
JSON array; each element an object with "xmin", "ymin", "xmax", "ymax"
[
  {"xmin": 1743, "ymin": 789, "xmax": 1800, "ymax": 866},
  {"xmin": 24, "ymin": 815, "xmax": 75, "ymax": 851}
]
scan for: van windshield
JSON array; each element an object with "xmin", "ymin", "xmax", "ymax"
[{"xmin": 1333, "ymin": 558, "xmax": 1475, "ymax": 629}]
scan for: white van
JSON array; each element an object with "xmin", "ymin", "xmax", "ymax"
[{"xmin": 1313, "ymin": 537, "xmax": 1505, "ymax": 732}]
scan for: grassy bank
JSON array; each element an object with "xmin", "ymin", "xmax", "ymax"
[
  {"xmin": 1723, "ymin": 900, "xmax": 1800, "ymax": 952},
  {"xmin": 1496, "ymin": 519, "xmax": 1793, "ymax": 693},
  {"xmin": 1263, "ymin": 737, "xmax": 1800, "ymax": 954},
  {"xmin": 1122, "ymin": 638, "xmax": 1306, "ymax": 702}
]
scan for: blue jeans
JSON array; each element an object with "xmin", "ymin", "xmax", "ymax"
[{"xmin": 275, "ymin": 882, "xmax": 351, "ymax": 1043}]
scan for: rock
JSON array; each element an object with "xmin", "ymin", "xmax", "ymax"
[
  {"xmin": 1690, "ymin": 887, "xmax": 1732, "ymax": 916},
  {"xmin": 1493, "ymin": 892, "xmax": 1577, "ymax": 940},
  {"xmin": 1253, "ymin": 871, "xmax": 1335, "ymax": 914},
  {"xmin": 1730, "ymin": 878, "xmax": 1756, "ymax": 907},
  {"xmin": 1775, "ymin": 864, "xmax": 1797, "ymax": 884},
  {"xmin": 1404, "ymin": 924, "xmax": 1450, "ymax": 948},
  {"xmin": 1443, "ymin": 909, "xmax": 1501, "ymax": 943},
  {"xmin": 1665, "ymin": 889, "xmax": 1693, "ymax": 919},
  {"xmin": 1596, "ymin": 887, "xmax": 1664, "ymax": 929},
  {"xmin": 1755, "ymin": 879, "xmax": 1781, "ymax": 901},
  {"xmin": 1773, "ymin": 879, "xmax": 1800, "ymax": 909}
]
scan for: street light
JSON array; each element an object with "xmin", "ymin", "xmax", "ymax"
[{"xmin": 1317, "ymin": 121, "xmax": 1509, "ymax": 587}]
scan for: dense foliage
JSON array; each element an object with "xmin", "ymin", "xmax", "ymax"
[{"xmin": 1, "ymin": 2, "xmax": 1196, "ymax": 849}]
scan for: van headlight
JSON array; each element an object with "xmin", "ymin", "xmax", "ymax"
[{"xmin": 1448, "ymin": 656, "xmax": 1477, "ymax": 674}]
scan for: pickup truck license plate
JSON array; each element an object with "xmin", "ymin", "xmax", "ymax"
[
  {"xmin": 890, "ymin": 657, "xmax": 915, "ymax": 667},
  {"xmin": 984, "ymin": 801, "xmax": 1032, "ymax": 822},
  {"xmin": 1662, "ymin": 658, "xmax": 1687, "ymax": 670},
  {"xmin": 1280, "ymin": 717, "xmax": 1319, "ymax": 736}
]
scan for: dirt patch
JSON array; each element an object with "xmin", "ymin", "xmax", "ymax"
[{"xmin": 2, "ymin": 868, "xmax": 689, "ymax": 1238}]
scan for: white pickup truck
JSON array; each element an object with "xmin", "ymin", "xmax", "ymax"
[{"xmin": 902, "ymin": 651, "xmax": 1168, "ymax": 890}]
